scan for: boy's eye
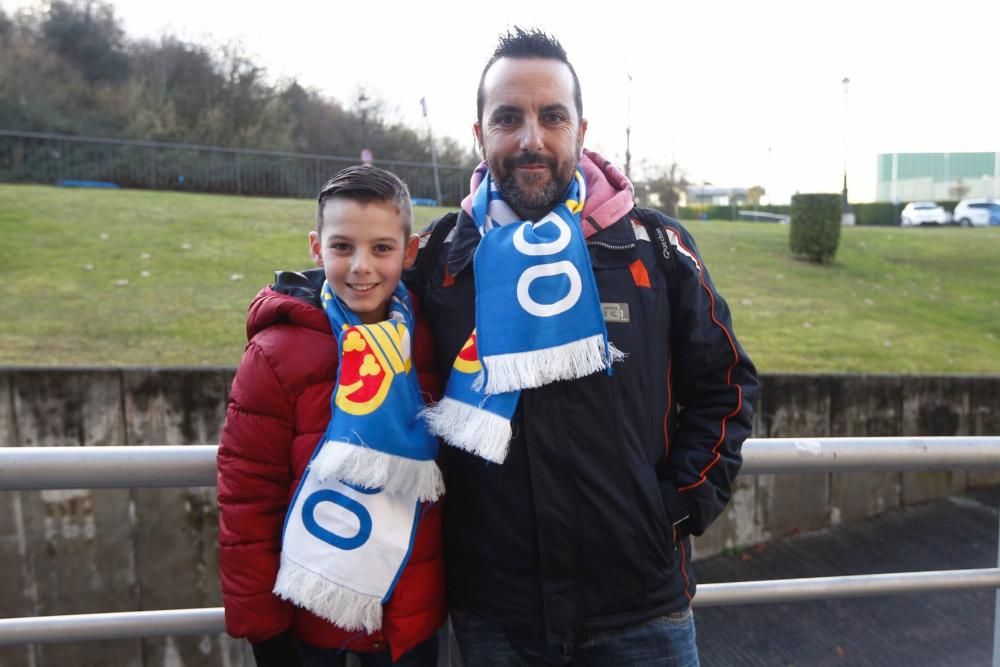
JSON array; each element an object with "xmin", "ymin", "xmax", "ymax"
[
  {"xmin": 373, "ymin": 244, "xmax": 394, "ymax": 254},
  {"xmin": 331, "ymin": 242, "xmax": 351, "ymax": 252}
]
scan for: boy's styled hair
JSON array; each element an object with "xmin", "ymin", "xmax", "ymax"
[
  {"xmin": 476, "ymin": 26, "xmax": 583, "ymax": 125},
  {"xmin": 317, "ymin": 165, "xmax": 413, "ymax": 237}
]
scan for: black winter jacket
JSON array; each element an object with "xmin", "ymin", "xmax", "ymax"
[{"xmin": 405, "ymin": 207, "xmax": 758, "ymax": 642}]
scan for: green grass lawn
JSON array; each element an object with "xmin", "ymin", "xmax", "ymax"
[{"xmin": 1, "ymin": 184, "xmax": 998, "ymax": 372}]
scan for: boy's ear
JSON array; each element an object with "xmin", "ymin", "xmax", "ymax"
[
  {"xmin": 308, "ymin": 231, "xmax": 323, "ymax": 267},
  {"xmin": 402, "ymin": 233, "xmax": 420, "ymax": 270}
]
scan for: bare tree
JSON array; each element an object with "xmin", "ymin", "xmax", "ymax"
[{"xmin": 636, "ymin": 162, "xmax": 689, "ymax": 218}]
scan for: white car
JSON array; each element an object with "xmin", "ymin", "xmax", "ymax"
[
  {"xmin": 952, "ymin": 198, "xmax": 1000, "ymax": 227},
  {"xmin": 900, "ymin": 201, "xmax": 950, "ymax": 226}
]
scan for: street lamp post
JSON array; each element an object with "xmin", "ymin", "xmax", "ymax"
[
  {"xmin": 358, "ymin": 92, "xmax": 372, "ymax": 165},
  {"xmin": 420, "ymin": 96, "xmax": 443, "ymax": 205},
  {"xmin": 841, "ymin": 76, "xmax": 853, "ymax": 222},
  {"xmin": 624, "ymin": 72, "xmax": 632, "ymax": 181}
]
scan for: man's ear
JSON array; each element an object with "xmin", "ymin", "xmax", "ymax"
[
  {"xmin": 577, "ymin": 117, "xmax": 588, "ymax": 157},
  {"xmin": 402, "ymin": 233, "xmax": 419, "ymax": 270},
  {"xmin": 308, "ymin": 231, "xmax": 323, "ymax": 267},
  {"xmin": 473, "ymin": 122, "xmax": 485, "ymax": 158}
]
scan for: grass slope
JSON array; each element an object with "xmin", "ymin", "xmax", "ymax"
[{"xmin": 1, "ymin": 184, "xmax": 998, "ymax": 372}]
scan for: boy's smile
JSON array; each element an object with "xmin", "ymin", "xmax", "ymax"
[{"xmin": 309, "ymin": 199, "xmax": 418, "ymax": 324}]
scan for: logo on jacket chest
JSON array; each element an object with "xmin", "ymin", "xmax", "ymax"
[{"xmin": 601, "ymin": 302, "xmax": 630, "ymax": 323}]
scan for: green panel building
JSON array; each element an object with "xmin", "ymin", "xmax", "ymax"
[{"xmin": 876, "ymin": 152, "xmax": 999, "ymax": 202}]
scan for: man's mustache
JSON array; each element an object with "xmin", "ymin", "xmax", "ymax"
[{"xmin": 508, "ymin": 152, "xmax": 557, "ymax": 169}]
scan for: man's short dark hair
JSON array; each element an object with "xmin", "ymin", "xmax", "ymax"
[
  {"xmin": 477, "ymin": 27, "xmax": 583, "ymax": 126},
  {"xmin": 316, "ymin": 165, "xmax": 413, "ymax": 238}
]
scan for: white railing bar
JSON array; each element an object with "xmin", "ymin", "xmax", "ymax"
[
  {"xmin": 694, "ymin": 568, "xmax": 1000, "ymax": 607},
  {"xmin": 741, "ymin": 436, "xmax": 1000, "ymax": 474},
  {"xmin": 2, "ymin": 568, "xmax": 999, "ymax": 644},
  {"xmin": 0, "ymin": 446, "xmax": 218, "ymax": 490},
  {"xmin": 0, "ymin": 608, "xmax": 224, "ymax": 645},
  {"xmin": 2, "ymin": 437, "xmax": 1000, "ymax": 490}
]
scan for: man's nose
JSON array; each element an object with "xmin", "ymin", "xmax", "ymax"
[{"xmin": 518, "ymin": 117, "xmax": 544, "ymax": 152}]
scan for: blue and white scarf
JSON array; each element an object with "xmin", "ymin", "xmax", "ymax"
[
  {"xmin": 422, "ymin": 168, "xmax": 622, "ymax": 463},
  {"xmin": 274, "ymin": 282, "xmax": 442, "ymax": 632}
]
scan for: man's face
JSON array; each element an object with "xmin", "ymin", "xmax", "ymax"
[{"xmin": 474, "ymin": 58, "xmax": 587, "ymax": 218}]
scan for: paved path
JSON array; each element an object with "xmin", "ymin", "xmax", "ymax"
[{"xmin": 694, "ymin": 486, "xmax": 1000, "ymax": 666}]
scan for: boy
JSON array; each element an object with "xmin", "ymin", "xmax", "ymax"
[{"xmin": 218, "ymin": 165, "xmax": 445, "ymax": 667}]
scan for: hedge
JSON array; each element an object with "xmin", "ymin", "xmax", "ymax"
[{"xmin": 790, "ymin": 193, "xmax": 841, "ymax": 263}]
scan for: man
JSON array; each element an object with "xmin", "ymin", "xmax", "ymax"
[{"xmin": 406, "ymin": 27, "xmax": 757, "ymax": 666}]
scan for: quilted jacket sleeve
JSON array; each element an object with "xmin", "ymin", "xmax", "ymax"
[
  {"xmin": 656, "ymin": 218, "xmax": 759, "ymax": 537},
  {"xmin": 217, "ymin": 339, "xmax": 297, "ymax": 642}
]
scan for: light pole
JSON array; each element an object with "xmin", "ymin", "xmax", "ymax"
[
  {"xmin": 841, "ymin": 76, "xmax": 852, "ymax": 220},
  {"xmin": 624, "ymin": 72, "xmax": 632, "ymax": 181},
  {"xmin": 420, "ymin": 96, "xmax": 443, "ymax": 205},
  {"xmin": 358, "ymin": 92, "xmax": 372, "ymax": 165}
]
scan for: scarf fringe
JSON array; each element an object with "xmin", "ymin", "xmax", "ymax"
[
  {"xmin": 481, "ymin": 335, "xmax": 625, "ymax": 394},
  {"xmin": 313, "ymin": 442, "xmax": 444, "ymax": 502},
  {"xmin": 421, "ymin": 397, "xmax": 512, "ymax": 464},
  {"xmin": 273, "ymin": 555, "xmax": 382, "ymax": 632}
]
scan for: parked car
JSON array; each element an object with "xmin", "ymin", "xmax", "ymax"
[
  {"xmin": 952, "ymin": 198, "xmax": 1000, "ymax": 227},
  {"xmin": 900, "ymin": 201, "xmax": 950, "ymax": 226}
]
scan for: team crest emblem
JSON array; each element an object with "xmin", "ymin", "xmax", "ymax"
[
  {"xmin": 453, "ymin": 330, "xmax": 481, "ymax": 374},
  {"xmin": 335, "ymin": 323, "xmax": 410, "ymax": 416}
]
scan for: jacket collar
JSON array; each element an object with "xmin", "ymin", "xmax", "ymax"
[{"xmin": 271, "ymin": 267, "xmax": 325, "ymax": 308}]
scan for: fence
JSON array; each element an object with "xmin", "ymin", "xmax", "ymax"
[
  {"xmin": 2, "ymin": 437, "xmax": 1000, "ymax": 666},
  {"xmin": 0, "ymin": 129, "xmax": 469, "ymax": 205}
]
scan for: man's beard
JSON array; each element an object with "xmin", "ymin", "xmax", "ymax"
[{"xmin": 493, "ymin": 151, "xmax": 577, "ymax": 213}]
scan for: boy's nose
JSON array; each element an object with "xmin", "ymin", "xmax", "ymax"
[{"xmin": 351, "ymin": 254, "xmax": 373, "ymax": 273}]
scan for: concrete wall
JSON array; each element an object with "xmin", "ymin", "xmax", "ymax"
[
  {"xmin": 693, "ymin": 373, "xmax": 1000, "ymax": 559},
  {"xmin": 1, "ymin": 368, "xmax": 998, "ymax": 666},
  {"xmin": 0, "ymin": 368, "xmax": 248, "ymax": 667}
]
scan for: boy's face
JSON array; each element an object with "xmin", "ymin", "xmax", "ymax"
[{"xmin": 309, "ymin": 199, "xmax": 418, "ymax": 324}]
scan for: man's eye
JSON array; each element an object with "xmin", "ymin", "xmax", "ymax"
[
  {"xmin": 497, "ymin": 115, "xmax": 517, "ymax": 127},
  {"xmin": 544, "ymin": 113, "xmax": 565, "ymax": 124}
]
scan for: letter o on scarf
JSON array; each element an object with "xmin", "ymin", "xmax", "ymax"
[
  {"xmin": 302, "ymin": 490, "xmax": 373, "ymax": 550},
  {"xmin": 516, "ymin": 261, "xmax": 582, "ymax": 317}
]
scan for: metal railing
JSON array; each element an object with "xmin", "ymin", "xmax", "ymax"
[
  {"xmin": 0, "ymin": 129, "xmax": 469, "ymax": 205},
  {"xmin": 2, "ymin": 436, "xmax": 1000, "ymax": 661}
]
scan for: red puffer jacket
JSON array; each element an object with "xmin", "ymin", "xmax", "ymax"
[{"xmin": 217, "ymin": 269, "xmax": 445, "ymax": 661}]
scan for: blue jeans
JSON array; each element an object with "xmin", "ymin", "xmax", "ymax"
[
  {"xmin": 451, "ymin": 608, "xmax": 700, "ymax": 667},
  {"xmin": 294, "ymin": 635, "xmax": 438, "ymax": 667}
]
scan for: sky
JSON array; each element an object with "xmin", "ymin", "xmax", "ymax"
[{"xmin": 6, "ymin": 0, "xmax": 1000, "ymax": 203}]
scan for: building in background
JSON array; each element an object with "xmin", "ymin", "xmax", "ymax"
[
  {"xmin": 876, "ymin": 152, "xmax": 1000, "ymax": 202},
  {"xmin": 685, "ymin": 185, "xmax": 748, "ymax": 206}
]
